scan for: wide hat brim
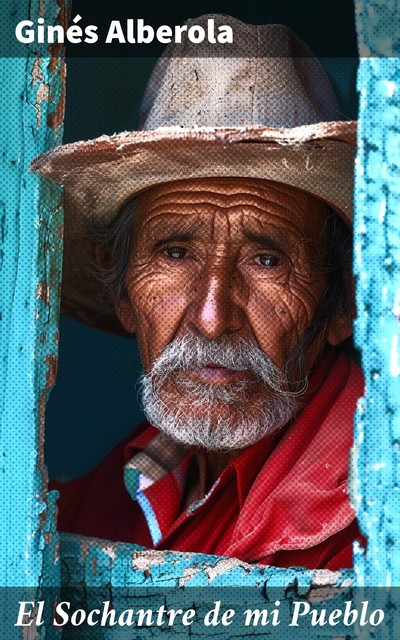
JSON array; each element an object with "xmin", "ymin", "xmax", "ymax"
[{"xmin": 32, "ymin": 120, "xmax": 357, "ymax": 336}]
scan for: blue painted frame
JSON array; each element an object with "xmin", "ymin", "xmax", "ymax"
[{"xmin": 353, "ymin": 3, "xmax": 400, "ymax": 586}]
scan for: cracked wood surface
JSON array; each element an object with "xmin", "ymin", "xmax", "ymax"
[
  {"xmin": 0, "ymin": 0, "xmax": 68, "ymax": 611},
  {"xmin": 353, "ymin": 1, "xmax": 400, "ymax": 588}
]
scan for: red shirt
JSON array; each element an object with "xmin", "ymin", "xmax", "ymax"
[{"xmin": 52, "ymin": 350, "xmax": 364, "ymax": 570}]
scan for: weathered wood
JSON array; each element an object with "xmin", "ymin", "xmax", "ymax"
[
  {"xmin": 50, "ymin": 533, "xmax": 355, "ymax": 640},
  {"xmin": 353, "ymin": 0, "xmax": 400, "ymax": 588},
  {"xmin": 0, "ymin": 0, "xmax": 68, "ymax": 608}
]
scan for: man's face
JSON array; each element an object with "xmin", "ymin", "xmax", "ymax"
[{"xmin": 117, "ymin": 178, "xmax": 350, "ymax": 450}]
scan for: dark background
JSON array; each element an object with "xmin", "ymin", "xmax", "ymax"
[{"xmin": 45, "ymin": 0, "xmax": 359, "ymax": 481}]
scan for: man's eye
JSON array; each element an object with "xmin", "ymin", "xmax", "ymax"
[
  {"xmin": 165, "ymin": 246, "xmax": 187, "ymax": 259},
  {"xmin": 257, "ymin": 254, "xmax": 279, "ymax": 267}
]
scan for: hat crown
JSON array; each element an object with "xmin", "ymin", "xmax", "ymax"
[{"xmin": 140, "ymin": 14, "xmax": 340, "ymax": 130}]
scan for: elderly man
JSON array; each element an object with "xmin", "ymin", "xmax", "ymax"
[{"xmin": 33, "ymin": 15, "xmax": 363, "ymax": 569}]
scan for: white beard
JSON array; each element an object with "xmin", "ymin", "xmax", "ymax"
[{"xmin": 139, "ymin": 334, "xmax": 301, "ymax": 451}]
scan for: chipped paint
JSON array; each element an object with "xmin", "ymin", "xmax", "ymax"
[
  {"xmin": 0, "ymin": 10, "xmax": 68, "ymax": 639},
  {"xmin": 179, "ymin": 566, "xmax": 203, "ymax": 587},
  {"xmin": 37, "ymin": 280, "xmax": 50, "ymax": 305},
  {"xmin": 34, "ymin": 83, "xmax": 52, "ymax": 129},
  {"xmin": 202, "ymin": 556, "xmax": 252, "ymax": 582},
  {"xmin": 353, "ymin": 2, "xmax": 400, "ymax": 587},
  {"xmin": 54, "ymin": 533, "xmax": 369, "ymax": 639},
  {"xmin": 59, "ymin": 533, "xmax": 355, "ymax": 590},
  {"xmin": 30, "ymin": 56, "xmax": 44, "ymax": 87},
  {"xmin": 38, "ymin": 354, "xmax": 59, "ymax": 473},
  {"xmin": 60, "ymin": 534, "xmax": 353, "ymax": 592},
  {"xmin": 46, "ymin": 0, "xmax": 70, "ymax": 131},
  {"xmin": 131, "ymin": 549, "xmax": 166, "ymax": 572},
  {"xmin": 47, "ymin": 59, "xmax": 65, "ymax": 130},
  {"xmin": 101, "ymin": 545, "xmax": 117, "ymax": 561}
]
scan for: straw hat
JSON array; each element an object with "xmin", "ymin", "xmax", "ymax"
[{"xmin": 31, "ymin": 14, "xmax": 356, "ymax": 335}]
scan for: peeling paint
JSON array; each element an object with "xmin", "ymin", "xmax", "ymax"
[
  {"xmin": 131, "ymin": 550, "xmax": 165, "ymax": 572},
  {"xmin": 37, "ymin": 280, "xmax": 50, "ymax": 306},
  {"xmin": 34, "ymin": 83, "xmax": 52, "ymax": 129},
  {"xmin": 179, "ymin": 566, "xmax": 203, "ymax": 587},
  {"xmin": 353, "ymin": 6, "xmax": 400, "ymax": 585},
  {"xmin": 203, "ymin": 557, "xmax": 252, "ymax": 582},
  {"xmin": 46, "ymin": 0, "xmax": 70, "ymax": 131},
  {"xmin": 47, "ymin": 60, "xmax": 65, "ymax": 130},
  {"xmin": 101, "ymin": 545, "xmax": 117, "ymax": 561},
  {"xmin": 30, "ymin": 56, "xmax": 44, "ymax": 87},
  {"xmin": 59, "ymin": 533, "xmax": 355, "ymax": 591},
  {"xmin": 38, "ymin": 354, "xmax": 58, "ymax": 480},
  {"xmin": 1, "ymin": 3, "xmax": 66, "ymax": 623}
]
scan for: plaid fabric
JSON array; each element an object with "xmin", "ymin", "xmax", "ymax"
[{"xmin": 123, "ymin": 433, "xmax": 188, "ymax": 544}]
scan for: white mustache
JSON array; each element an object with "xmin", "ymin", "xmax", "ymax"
[{"xmin": 151, "ymin": 333, "xmax": 291, "ymax": 393}]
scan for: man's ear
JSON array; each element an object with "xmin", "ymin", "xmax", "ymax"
[
  {"xmin": 116, "ymin": 298, "xmax": 137, "ymax": 334},
  {"xmin": 326, "ymin": 312, "xmax": 353, "ymax": 346}
]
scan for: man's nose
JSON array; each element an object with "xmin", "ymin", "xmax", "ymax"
[{"xmin": 189, "ymin": 262, "xmax": 245, "ymax": 340}]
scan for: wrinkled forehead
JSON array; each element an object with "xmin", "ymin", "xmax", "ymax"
[{"xmin": 134, "ymin": 177, "xmax": 328, "ymax": 239}]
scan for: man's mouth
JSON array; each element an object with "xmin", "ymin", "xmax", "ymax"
[{"xmin": 184, "ymin": 363, "xmax": 252, "ymax": 385}]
